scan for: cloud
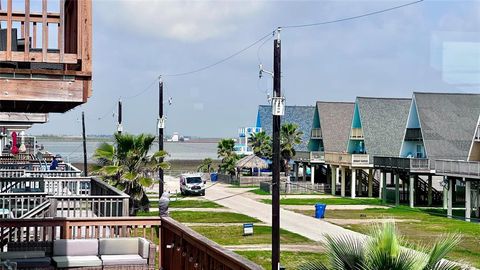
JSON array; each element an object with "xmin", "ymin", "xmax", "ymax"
[{"xmin": 100, "ymin": 0, "xmax": 264, "ymax": 42}]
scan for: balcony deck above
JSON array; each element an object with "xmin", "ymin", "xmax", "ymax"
[
  {"xmin": 373, "ymin": 156, "xmax": 432, "ymax": 174},
  {"xmin": 435, "ymin": 159, "xmax": 480, "ymax": 179},
  {"xmin": 0, "ymin": 0, "xmax": 92, "ymax": 113},
  {"xmin": 325, "ymin": 152, "xmax": 371, "ymax": 167}
]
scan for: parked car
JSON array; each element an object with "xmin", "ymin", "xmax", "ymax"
[{"xmin": 180, "ymin": 173, "xmax": 206, "ymax": 196}]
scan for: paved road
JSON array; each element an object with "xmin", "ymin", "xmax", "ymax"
[{"xmin": 205, "ymin": 184, "xmax": 365, "ymax": 242}]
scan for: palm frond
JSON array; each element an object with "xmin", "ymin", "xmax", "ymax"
[
  {"xmin": 324, "ymin": 234, "xmax": 365, "ymax": 270},
  {"xmin": 425, "ymin": 234, "xmax": 462, "ymax": 269}
]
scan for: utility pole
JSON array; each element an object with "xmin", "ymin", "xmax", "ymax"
[
  {"xmin": 82, "ymin": 112, "xmax": 88, "ymax": 176},
  {"xmin": 117, "ymin": 99, "xmax": 123, "ymax": 134},
  {"xmin": 272, "ymin": 27, "xmax": 282, "ymax": 270},
  {"xmin": 158, "ymin": 77, "xmax": 165, "ymax": 205}
]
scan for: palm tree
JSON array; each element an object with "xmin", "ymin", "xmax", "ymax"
[
  {"xmin": 217, "ymin": 138, "xmax": 238, "ymax": 175},
  {"xmin": 300, "ymin": 222, "xmax": 464, "ymax": 270},
  {"xmin": 217, "ymin": 138, "xmax": 236, "ymax": 159},
  {"xmin": 281, "ymin": 123, "xmax": 303, "ymax": 176},
  {"xmin": 93, "ymin": 133, "xmax": 170, "ymax": 214},
  {"xmin": 197, "ymin": 158, "xmax": 213, "ymax": 173},
  {"xmin": 248, "ymin": 131, "xmax": 272, "ymax": 159}
]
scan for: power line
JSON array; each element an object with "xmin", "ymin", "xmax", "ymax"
[
  {"xmin": 89, "ymin": 0, "xmax": 425, "ymax": 127},
  {"xmin": 162, "ymin": 31, "xmax": 274, "ymax": 77},
  {"xmin": 281, "ymin": 0, "xmax": 424, "ymax": 29}
]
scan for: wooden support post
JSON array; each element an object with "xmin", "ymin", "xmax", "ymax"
[
  {"xmin": 42, "ymin": 0, "xmax": 48, "ymax": 62},
  {"xmin": 24, "ymin": 0, "xmax": 30, "ymax": 60},
  {"xmin": 465, "ymin": 179, "xmax": 471, "ymax": 222},
  {"xmin": 409, "ymin": 175, "xmax": 414, "ymax": 208},
  {"xmin": 340, "ymin": 167, "xmax": 346, "ymax": 197},
  {"xmin": 447, "ymin": 178, "xmax": 453, "ymax": 218},
  {"xmin": 351, "ymin": 168, "xmax": 356, "ymax": 199},
  {"xmin": 395, "ymin": 174, "xmax": 400, "ymax": 206}
]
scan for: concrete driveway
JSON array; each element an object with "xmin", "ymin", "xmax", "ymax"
[{"xmin": 204, "ymin": 183, "xmax": 365, "ymax": 242}]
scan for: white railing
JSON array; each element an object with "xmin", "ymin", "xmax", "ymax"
[
  {"xmin": 410, "ymin": 158, "xmax": 430, "ymax": 171},
  {"xmin": 350, "ymin": 128, "xmax": 364, "ymax": 139},
  {"xmin": 435, "ymin": 159, "xmax": 480, "ymax": 178},
  {"xmin": 310, "ymin": 151, "xmax": 325, "ymax": 162},
  {"xmin": 310, "ymin": 128, "xmax": 322, "ymax": 139},
  {"xmin": 475, "ymin": 125, "xmax": 480, "ymax": 141},
  {"xmin": 352, "ymin": 154, "xmax": 370, "ymax": 166},
  {"xmin": 0, "ymin": 177, "xmax": 130, "ymax": 218}
]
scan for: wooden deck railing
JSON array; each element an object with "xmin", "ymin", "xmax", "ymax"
[
  {"xmin": 0, "ymin": 0, "xmax": 91, "ymax": 66},
  {"xmin": 325, "ymin": 152, "xmax": 351, "ymax": 166},
  {"xmin": 310, "ymin": 151, "xmax": 325, "ymax": 162},
  {"xmin": 161, "ymin": 217, "xmax": 262, "ymax": 270},
  {"xmin": 0, "ymin": 217, "xmax": 262, "ymax": 270},
  {"xmin": 373, "ymin": 156, "xmax": 430, "ymax": 172},
  {"xmin": 325, "ymin": 152, "xmax": 370, "ymax": 167},
  {"xmin": 435, "ymin": 159, "xmax": 480, "ymax": 179}
]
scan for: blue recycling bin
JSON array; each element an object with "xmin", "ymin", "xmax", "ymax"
[
  {"xmin": 315, "ymin": 203, "xmax": 326, "ymax": 219},
  {"xmin": 210, "ymin": 173, "xmax": 218, "ymax": 182}
]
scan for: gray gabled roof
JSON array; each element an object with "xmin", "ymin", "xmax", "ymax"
[
  {"xmin": 357, "ymin": 97, "xmax": 411, "ymax": 161},
  {"xmin": 414, "ymin": 92, "xmax": 480, "ymax": 161},
  {"xmin": 317, "ymin": 101, "xmax": 354, "ymax": 152},
  {"xmin": 256, "ymin": 105, "xmax": 315, "ymax": 151}
]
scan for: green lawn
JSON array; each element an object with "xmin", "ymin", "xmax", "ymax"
[
  {"xmin": 190, "ymin": 225, "xmax": 313, "ymax": 245},
  {"xmin": 249, "ymin": 188, "xmax": 271, "ymax": 195},
  {"xmin": 148, "ymin": 199, "xmax": 223, "ymax": 209},
  {"xmin": 261, "ymin": 197, "xmax": 382, "ymax": 205},
  {"xmin": 235, "ymin": 251, "xmax": 328, "ymax": 270},
  {"xmin": 295, "ymin": 206, "xmax": 480, "ymax": 268},
  {"xmin": 137, "ymin": 210, "xmax": 260, "ymax": 223}
]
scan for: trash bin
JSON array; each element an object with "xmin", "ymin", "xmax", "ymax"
[
  {"xmin": 210, "ymin": 173, "xmax": 218, "ymax": 182},
  {"xmin": 315, "ymin": 203, "xmax": 326, "ymax": 219}
]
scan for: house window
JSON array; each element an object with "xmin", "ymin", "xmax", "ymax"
[{"xmin": 416, "ymin": 144, "xmax": 424, "ymax": 158}]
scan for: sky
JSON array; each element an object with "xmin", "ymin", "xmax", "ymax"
[{"xmin": 28, "ymin": 0, "xmax": 480, "ymax": 138}]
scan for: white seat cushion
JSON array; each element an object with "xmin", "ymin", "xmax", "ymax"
[
  {"xmin": 54, "ymin": 239, "xmax": 98, "ymax": 256},
  {"xmin": 99, "ymin": 238, "xmax": 139, "ymax": 255},
  {"xmin": 52, "ymin": 256, "xmax": 102, "ymax": 268},
  {"xmin": 101, "ymin": 254, "xmax": 147, "ymax": 266}
]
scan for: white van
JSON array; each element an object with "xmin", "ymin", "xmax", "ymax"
[{"xmin": 179, "ymin": 173, "xmax": 206, "ymax": 196}]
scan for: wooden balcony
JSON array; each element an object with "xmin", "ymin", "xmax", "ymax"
[
  {"xmin": 0, "ymin": 0, "xmax": 92, "ymax": 113},
  {"xmin": 310, "ymin": 151, "xmax": 324, "ymax": 163},
  {"xmin": 310, "ymin": 128, "xmax": 322, "ymax": 139},
  {"xmin": 0, "ymin": 217, "xmax": 262, "ymax": 270},
  {"xmin": 325, "ymin": 152, "xmax": 370, "ymax": 167},
  {"xmin": 435, "ymin": 159, "xmax": 480, "ymax": 179},
  {"xmin": 373, "ymin": 156, "xmax": 431, "ymax": 173},
  {"xmin": 350, "ymin": 128, "xmax": 364, "ymax": 139}
]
